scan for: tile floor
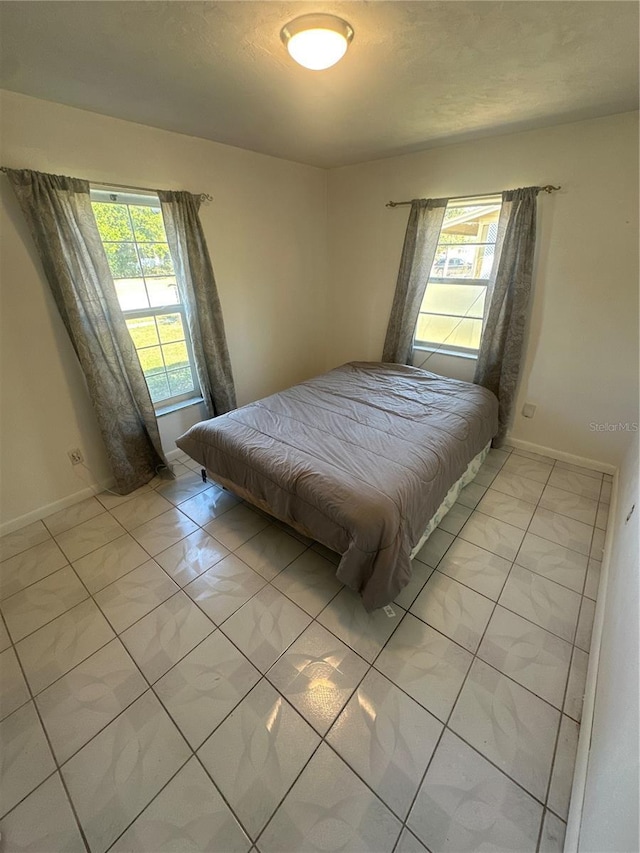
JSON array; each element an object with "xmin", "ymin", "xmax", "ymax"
[{"xmin": 0, "ymin": 446, "xmax": 610, "ymax": 852}]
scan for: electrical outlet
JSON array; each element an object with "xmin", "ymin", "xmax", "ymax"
[
  {"xmin": 68, "ymin": 448, "xmax": 84, "ymax": 466},
  {"xmin": 522, "ymin": 403, "xmax": 536, "ymax": 419}
]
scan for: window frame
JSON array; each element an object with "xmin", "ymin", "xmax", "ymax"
[
  {"xmin": 90, "ymin": 188, "xmax": 201, "ymax": 410},
  {"xmin": 414, "ymin": 197, "xmax": 501, "ymax": 358}
]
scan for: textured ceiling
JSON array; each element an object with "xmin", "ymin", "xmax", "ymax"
[{"xmin": 0, "ymin": 1, "xmax": 638, "ymax": 168}]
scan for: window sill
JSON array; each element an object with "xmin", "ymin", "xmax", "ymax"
[
  {"xmin": 155, "ymin": 397, "xmax": 205, "ymax": 417},
  {"xmin": 414, "ymin": 345, "xmax": 478, "ymax": 362}
]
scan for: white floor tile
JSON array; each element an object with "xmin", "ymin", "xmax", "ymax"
[
  {"xmin": 120, "ymin": 591, "xmax": 214, "ymax": 683},
  {"xmin": 328, "ymin": 669, "xmax": 442, "ymax": 820},
  {"xmin": 55, "ymin": 513, "xmax": 125, "ymax": 562},
  {"xmin": 0, "ymin": 647, "xmax": 30, "ymax": 721},
  {"xmin": 198, "ymin": 680, "xmax": 320, "ymax": 839},
  {"xmin": 0, "ymin": 773, "xmax": 85, "ymax": 852},
  {"xmin": 35, "ymin": 639, "xmax": 146, "ymax": 763},
  {"xmin": 94, "ymin": 560, "xmax": 179, "ymax": 633},
  {"xmin": 0, "ymin": 701, "xmax": 56, "ymax": 818},
  {"xmin": 0, "ymin": 539, "xmax": 68, "ymax": 601},
  {"xmin": 540, "ymin": 484, "xmax": 598, "ymax": 526},
  {"xmin": 235, "ymin": 525, "xmax": 307, "ymax": 580},
  {"xmin": 72, "ymin": 534, "xmax": 149, "ymax": 593},
  {"xmin": 449, "ymin": 659, "xmax": 559, "ymax": 800},
  {"xmin": 515, "ymin": 532, "xmax": 588, "ymax": 593},
  {"xmin": 459, "ymin": 511, "xmax": 524, "ymax": 561},
  {"xmin": 564, "ymin": 647, "xmax": 589, "ymax": 722},
  {"xmin": 476, "ymin": 488, "xmax": 536, "ymax": 530},
  {"xmin": 43, "ymin": 497, "xmax": 105, "ymax": 536},
  {"xmin": 221, "ymin": 586, "xmax": 311, "ymax": 672},
  {"xmin": 110, "ymin": 757, "xmax": 250, "ymax": 853},
  {"xmin": 436, "ymin": 539, "xmax": 512, "ymax": 600},
  {"xmin": 1, "ymin": 566, "xmax": 88, "ymax": 642},
  {"xmin": 154, "ymin": 631, "xmax": 260, "ymax": 749},
  {"xmin": 16, "ymin": 598, "xmax": 115, "ymax": 695},
  {"xmin": 183, "ymin": 553, "xmax": 266, "ymax": 624},
  {"xmin": 408, "ymin": 729, "xmax": 542, "ymax": 852},
  {"xmin": 272, "ymin": 549, "xmax": 343, "ymax": 616},
  {"xmin": 376, "ymin": 613, "xmax": 472, "ymax": 722},
  {"xmin": 130, "ymin": 508, "xmax": 198, "ymax": 556},
  {"xmin": 155, "ymin": 528, "xmax": 230, "ymax": 586},
  {"xmin": 548, "ymin": 715, "xmax": 580, "ymax": 820},
  {"xmin": 0, "ymin": 522, "xmax": 51, "ymax": 562},
  {"xmin": 61, "ymin": 691, "xmax": 190, "ymax": 853},
  {"xmin": 478, "ymin": 606, "xmax": 572, "ymax": 708},
  {"xmin": 411, "ymin": 572, "xmax": 494, "ymax": 652},
  {"xmin": 499, "ymin": 565, "xmax": 581, "ymax": 643},
  {"xmin": 258, "ymin": 743, "xmax": 402, "ymax": 853},
  {"xmin": 109, "ymin": 491, "xmax": 175, "ymax": 531},
  {"xmin": 547, "ymin": 468, "xmax": 601, "ymax": 500},
  {"xmin": 317, "ymin": 587, "xmax": 404, "ymax": 663},
  {"xmin": 204, "ymin": 504, "xmax": 271, "ymax": 550},
  {"xmin": 267, "ymin": 621, "xmax": 368, "ymax": 735}
]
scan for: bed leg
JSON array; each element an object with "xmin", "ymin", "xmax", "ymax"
[{"xmin": 201, "ymin": 469, "xmax": 207, "ymax": 483}]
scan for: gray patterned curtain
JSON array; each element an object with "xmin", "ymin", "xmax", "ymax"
[
  {"xmin": 158, "ymin": 191, "xmax": 236, "ymax": 417},
  {"xmin": 382, "ymin": 198, "xmax": 448, "ymax": 364},
  {"xmin": 6, "ymin": 169, "xmax": 170, "ymax": 493},
  {"xmin": 474, "ymin": 186, "xmax": 539, "ymax": 446}
]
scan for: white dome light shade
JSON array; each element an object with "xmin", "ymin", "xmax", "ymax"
[{"xmin": 281, "ymin": 14, "xmax": 354, "ymax": 71}]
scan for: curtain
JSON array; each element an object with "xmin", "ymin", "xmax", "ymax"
[
  {"xmin": 474, "ymin": 186, "xmax": 539, "ymax": 446},
  {"xmin": 6, "ymin": 169, "xmax": 170, "ymax": 493},
  {"xmin": 158, "ymin": 191, "xmax": 236, "ymax": 417},
  {"xmin": 382, "ymin": 198, "xmax": 448, "ymax": 364}
]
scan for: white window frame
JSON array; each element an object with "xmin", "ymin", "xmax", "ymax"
[
  {"xmin": 90, "ymin": 188, "xmax": 200, "ymax": 410},
  {"xmin": 414, "ymin": 197, "xmax": 502, "ymax": 358}
]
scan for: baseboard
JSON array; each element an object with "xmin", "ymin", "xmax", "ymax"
[
  {"xmin": 0, "ymin": 479, "xmax": 114, "ymax": 537},
  {"xmin": 505, "ymin": 436, "xmax": 617, "ymax": 476},
  {"xmin": 1, "ymin": 452, "xmax": 184, "ymax": 538},
  {"xmin": 563, "ymin": 469, "xmax": 619, "ymax": 851}
]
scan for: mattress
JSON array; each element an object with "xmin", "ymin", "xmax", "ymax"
[{"xmin": 176, "ymin": 362, "xmax": 498, "ymax": 610}]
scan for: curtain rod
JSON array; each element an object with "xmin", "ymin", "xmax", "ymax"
[
  {"xmin": 385, "ymin": 185, "xmax": 561, "ymax": 208},
  {"xmin": 0, "ymin": 168, "xmax": 213, "ymax": 202}
]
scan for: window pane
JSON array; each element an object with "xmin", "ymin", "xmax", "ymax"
[
  {"xmin": 138, "ymin": 243, "xmax": 174, "ymax": 277},
  {"xmin": 157, "ymin": 312, "xmax": 185, "ymax": 344},
  {"xmin": 129, "ymin": 205, "xmax": 166, "ymax": 242},
  {"xmin": 416, "ymin": 315, "xmax": 482, "ymax": 350},
  {"xmin": 162, "ymin": 341, "xmax": 189, "ymax": 371},
  {"xmin": 115, "ymin": 278, "xmax": 149, "ymax": 311},
  {"xmin": 168, "ymin": 368, "xmax": 195, "ymax": 397},
  {"xmin": 104, "ymin": 243, "xmax": 142, "ymax": 279},
  {"xmin": 92, "ymin": 203, "xmax": 134, "ymax": 241},
  {"xmin": 422, "ymin": 284, "xmax": 486, "ymax": 320},
  {"xmin": 138, "ymin": 345, "xmax": 165, "ymax": 376},
  {"xmin": 146, "ymin": 276, "xmax": 180, "ymax": 307},
  {"xmin": 146, "ymin": 373, "xmax": 171, "ymax": 403},
  {"xmin": 126, "ymin": 316, "xmax": 159, "ymax": 349}
]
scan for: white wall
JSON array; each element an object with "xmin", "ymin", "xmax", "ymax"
[
  {"xmin": 0, "ymin": 90, "xmax": 328, "ymax": 526},
  {"xmin": 578, "ymin": 431, "xmax": 639, "ymax": 852},
  {"xmin": 327, "ymin": 112, "xmax": 639, "ymax": 467}
]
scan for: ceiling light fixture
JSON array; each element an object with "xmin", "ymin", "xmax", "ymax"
[{"xmin": 281, "ymin": 14, "xmax": 354, "ymax": 71}]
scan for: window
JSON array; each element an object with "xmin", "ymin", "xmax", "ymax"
[
  {"xmin": 91, "ymin": 190, "xmax": 199, "ymax": 408},
  {"xmin": 414, "ymin": 196, "xmax": 502, "ymax": 356}
]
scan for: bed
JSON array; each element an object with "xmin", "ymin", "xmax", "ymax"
[{"xmin": 176, "ymin": 362, "xmax": 498, "ymax": 610}]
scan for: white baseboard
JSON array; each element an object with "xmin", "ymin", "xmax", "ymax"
[
  {"xmin": 564, "ymin": 469, "xmax": 618, "ymax": 851},
  {"xmin": 1, "ymin": 452, "xmax": 184, "ymax": 538},
  {"xmin": 505, "ymin": 436, "xmax": 617, "ymax": 476},
  {"xmin": 0, "ymin": 479, "xmax": 114, "ymax": 537}
]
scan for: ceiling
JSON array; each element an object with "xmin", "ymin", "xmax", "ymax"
[{"xmin": 0, "ymin": 1, "xmax": 638, "ymax": 168}]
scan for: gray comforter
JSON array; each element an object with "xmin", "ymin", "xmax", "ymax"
[{"xmin": 177, "ymin": 362, "xmax": 498, "ymax": 610}]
